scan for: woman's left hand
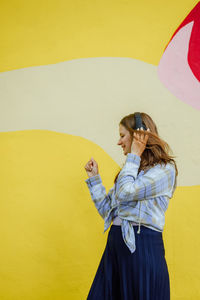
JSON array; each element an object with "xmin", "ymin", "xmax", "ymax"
[{"xmin": 131, "ymin": 127, "xmax": 150, "ymax": 157}]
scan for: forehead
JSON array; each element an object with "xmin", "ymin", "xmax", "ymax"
[{"xmin": 119, "ymin": 124, "xmax": 129, "ymax": 134}]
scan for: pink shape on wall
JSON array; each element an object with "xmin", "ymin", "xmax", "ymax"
[{"xmin": 158, "ymin": 2, "xmax": 200, "ymax": 110}]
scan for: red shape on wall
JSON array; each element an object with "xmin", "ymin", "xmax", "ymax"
[{"xmin": 165, "ymin": 2, "xmax": 200, "ymax": 82}]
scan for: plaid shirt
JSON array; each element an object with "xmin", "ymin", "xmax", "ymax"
[{"xmin": 85, "ymin": 153, "xmax": 177, "ymax": 253}]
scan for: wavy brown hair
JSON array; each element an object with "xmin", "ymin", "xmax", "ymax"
[{"xmin": 114, "ymin": 112, "xmax": 178, "ymax": 183}]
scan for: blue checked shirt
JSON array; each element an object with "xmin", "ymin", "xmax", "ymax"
[{"xmin": 85, "ymin": 153, "xmax": 177, "ymax": 253}]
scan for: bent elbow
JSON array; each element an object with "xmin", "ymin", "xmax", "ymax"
[{"xmin": 115, "ymin": 182, "xmax": 136, "ymax": 201}]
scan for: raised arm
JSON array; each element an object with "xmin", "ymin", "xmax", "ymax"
[
  {"xmin": 115, "ymin": 153, "xmax": 177, "ymax": 202},
  {"xmin": 85, "ymin": 174, "xmax": 114, "ymax": 219}
]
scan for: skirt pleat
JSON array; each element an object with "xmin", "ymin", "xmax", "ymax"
[{"xmin": 87, "ymin": 224, "xmax": 170, "ymax": 300}]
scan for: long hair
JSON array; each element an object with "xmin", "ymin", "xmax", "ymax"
[{"xmin": 114, "ymin": 112, "xmax": 178, "ymax": 183}]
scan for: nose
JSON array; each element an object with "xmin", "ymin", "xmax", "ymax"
[{"xmin": 117, "ymin": 139, "xmax": 122, "ymax": 146}]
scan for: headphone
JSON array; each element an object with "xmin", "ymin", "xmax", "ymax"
[{"xmin": 134, "ymin": 112, "xmax": 147, "ymax": 130}]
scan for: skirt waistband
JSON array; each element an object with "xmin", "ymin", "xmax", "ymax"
[{"xmin": 112, "ymin": 216, "xmax": 138, "ymax": 226}]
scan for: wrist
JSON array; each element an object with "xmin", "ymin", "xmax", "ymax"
[
  {"xmin": 85, "ymin": 174, "xmax": 102, "ymax": 187},
  {"xmin": 131, "ymin": 151, "xmax": 141, "ymax": 157},
  {"xmin": 126, "ymin": 152, "xmax": 141, "ymax": 165},
  {"xmin": 88, "ymin": 173, "xmax": 99, "ymax": 178}
]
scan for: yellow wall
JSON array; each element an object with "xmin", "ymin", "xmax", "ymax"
[
  {"xmin": 0, "ymin": 0, "xmax": 200, "ymax": 299},
  {"xmin": 0, "ymin": 0, "xmax": 198, "ymax": 72},
  {"xmin": 0, "ymin": 131, "xmax": 119, "ymax": 299},
  {"xmin": 1, "ymin": 131, "xmax": 200, "ymax": 299}
]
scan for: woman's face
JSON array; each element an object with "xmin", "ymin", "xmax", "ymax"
[{"xmin": 117, "ymin": 124, "xmax": 132, "ymax": 155}]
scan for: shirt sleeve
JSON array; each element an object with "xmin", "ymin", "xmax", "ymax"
[
  {"xmin": 115, "ymin": 153, "xmax": 177, "ymax": 202},
  {"xmin": 85, "ymin": 174, "xmax": 114, "ymax": 219}
]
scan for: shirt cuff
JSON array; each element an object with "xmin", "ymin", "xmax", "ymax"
[
  {"xmin": 85, "ymin": 174, "xmax": 102, "ymax": 188},
  {"xmin": 126, "ymin": 153, "xmax": 141, "ymax": 165}
]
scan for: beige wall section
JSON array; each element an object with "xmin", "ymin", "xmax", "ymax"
[{"xmin": 0, "ymin": 57, "xmax": 199, "ymax": 186}]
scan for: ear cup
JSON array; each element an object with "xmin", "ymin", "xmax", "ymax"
[{"xmin": 134, "ymin": 112, "xmax": 147, "ymax": 130}]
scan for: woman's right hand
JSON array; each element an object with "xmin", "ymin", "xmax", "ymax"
[{"xmin": 84, "ymin": 158, "xmax": 99, "ymax": 178}]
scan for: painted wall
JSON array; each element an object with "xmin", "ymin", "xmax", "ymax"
[{"xmin": 0, "ymin": 1, "xmax": 199, "ymax": 299}]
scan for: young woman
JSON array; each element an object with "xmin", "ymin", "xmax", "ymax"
[{"xmin": 84, "ymin": 112, "xmax": 178, "ymax": 300}]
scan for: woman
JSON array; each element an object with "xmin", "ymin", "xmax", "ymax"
[{"xmin": 84, "ymin": 112, "xmax": 178, "ymax": 300}]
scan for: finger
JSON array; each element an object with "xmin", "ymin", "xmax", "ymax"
[
  {"xmin": 144, "ymin": 133, "xmax": 149, "ymax": 142},
  {"xmin": 91, "ymin": 157, "xmax": 96, "ymax": 163},
  {"xmin": 140, "ymin": 127, "xmax": 144, "ymax": 140},
  {"xmin": 134, "ymin": 130, "xmax": 138, "ymax": 140},
  {"xmin": 134, "ymin": 128, "xmax": 142, "ymax": 141},
  {"xmin": 91, "ymin": 158, "xmax": 97, "ymax": 167},
  {"xmin": 136, "ymin": 128, "xmax": 139, "ymax": 138},
  {"xmin": 85, "ymin": 163, "xmax": 92, "ymax": 170},
  {"xmin": 85, "ymin": 165, "xmax": 91, "ymax": 172},
  {"xmin": 140, "ymin": 133, "xmax": 149, "ymax": 146},
  {"xmin": 133, "ymin": 132, "xmax": 139, "ymax": 141},
  {"xmin": 85, "ymin": 162, "xmax": 90, "ymax": 168},
  {"xmin": 87, "ymin": 163, "xmax": 93, "ymax": 171},
  {"xmin": 93, "ymin": 161, "xmax": 98, "ymax": 168}
]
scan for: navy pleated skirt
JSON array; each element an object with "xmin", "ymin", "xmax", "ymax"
[{"xmin": 87, "ymin": 224, "xmax": 170, "ymax": 300}]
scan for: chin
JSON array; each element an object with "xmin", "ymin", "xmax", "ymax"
[{"xmin": 123, "ymin": 149, "xmax": 130, "ymax": 155}]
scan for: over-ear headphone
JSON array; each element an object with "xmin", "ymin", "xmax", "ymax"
[{"xmin": 134, "ymin": 112, "xmax": 147, "ymax": 130}]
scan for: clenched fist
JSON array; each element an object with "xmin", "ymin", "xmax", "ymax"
[{"xmin": 84, "ymin": 157, "xmax": 99, "ymax": 178}]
